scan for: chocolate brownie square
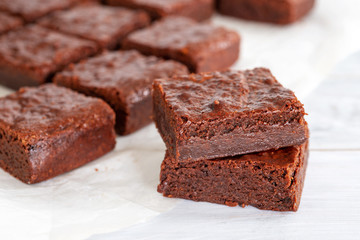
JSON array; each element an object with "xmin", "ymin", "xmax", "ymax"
[
  {"xmin": 105, "ymin": 0, "xmax": 214, "ymax": 21},
  {"xmin": 0, "ymin": 25, "xmax": 98, "ymax": 90},
  {"xmin": 39, "ymin": 3, "xmax": 150, "ymax": 49},
  {"xmin": 0, "ymin": 12, "xmax": 23, "ymax": 34},
  {"xmin": 0, "ymin": 0, "xmax": 77, "ymax": 22},
  {"xmin": 217, "ymin": 0, "xmax": 315, "ymax": 24},
  {"xmin": 123, "ymin": 16, "xmax": 240, "ymax": 73},
  {"xmin": 54, "ymin": 50, "xmax": 188, "ymax": 135},
  {"xmin": 153, "ymin": 68, "xmax": 308, "ymax": 162},
  {"xmin": 158, "ymin": 142, "xmax": 308, "ymax": 211},
  {"xmin": 0, "ymin": 84, "xmax": 116, "ymax": 184}
]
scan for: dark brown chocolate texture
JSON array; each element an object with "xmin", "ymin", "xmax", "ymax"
[
  {"xmin": 0, "ymin": 12, "xmax": 23, "ymax": 34},
  {"xmin": 0, "ymin": 0, "xmax": 77, "ymax": 22},
  {"xmin": 123, "ymin": 16, "xmax": 240, "ymax": 73},
  {"xmin": 158, "ymin": 142, "xmax": 308, "ymax": 211},
  {"xmin": 217, "ymin": 0, "xmax": 315, "ymax": 24},
  {"xmin": 0, "ymin": 25, "xmax": 98, "ymax": 90},
  {"xmin": 54, "ymin": 50, "xmax": 189, "ymax": 135},
  {"xmin": 105, "ymin": 0, "xmax": 214, "ymax": 21},
  {"xmin": 0, "ymin": 84, "xmax": 116, "ymax": 184},
  {"xmin": 39, "ymin": 3, "xmax": 150, "ymax": 49},
  {"xmin": 153, "ymin": 68, "xmax": 308, "ymax": 162}
]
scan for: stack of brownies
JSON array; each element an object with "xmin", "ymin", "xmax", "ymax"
[{"xmin": 153, "ymin": 68, "xmax": 309, "ymax": 211}]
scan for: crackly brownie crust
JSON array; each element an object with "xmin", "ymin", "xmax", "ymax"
[
  {"xmin": 0, "ymin": 25, "xmax": 98, "ymax": 90},
  {"xmin": 153, "ymin": 68, "xmax": 308, "ymax": 162},
  {"xmin": 105, "ymin": 0, "xmax": 214, "ymax": 21},
  {"xmin": 0, "ymin": 0, "xmax": 78, "ymax": 22},
  {"xmin": 0, "ymin": 12, "xmax": 23, "ymax": 34},
  {"xmin": 158, "ymin": 142, "xmax": 308, "ymax": 211},
  {"xmin": 39, "ymin": 3, "xmax": 150, "ymax": 49},
  {"xmin": 217, "ymin": 0, "xmax": 315, "ymax": 24},
  {"xmin": 0, "ymin": 84, "xmax": 116, "ymax": 184},
  {"xmin": 54, "ymin": 50, "xmax": 188, "ymax": 135},
  {"xmin": 123, "ymin": 16, "xmax": 240, "ymax": 73}
]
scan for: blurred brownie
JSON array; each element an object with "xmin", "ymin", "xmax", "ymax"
[
  {"xmin": 158, "ymin": 142, "xmax": 308, "ymax": 211},
  {"xmin": 153, "ymin": 68, "xmax": 308, "ymax": 162},
  {"xmin": 54, "ymin": 50, "xmax": 188, "ymax": 135},
  {"xmin": 217, "ymin": 0, "xmax": 315, "ymax": 24},
  {"xmin": 0, "ymin": 25, "xmax": 98, "ymax": 90},
  {"xmin": 0, "ymin": 12, "xmax": 23, "ymax": 34},
  {"xmin": 0, "ymin": 84, "xmax": 116, "ymax": 184},
  {"xmin": 39, "ymin": 4, "xmax": 150, "ymax": 49},
  {"xmin": 123, "ymin": 16, "xmax": 240, "ymax": 73},
  {"xmin": 105, "ymin": 0, "xmax": 214, "ymax": 21},
  {"xmin": 0, "ymin": 0, "xmax": 77, "ymax": 22}
]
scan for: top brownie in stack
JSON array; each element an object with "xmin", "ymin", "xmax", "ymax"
[
  {"xmin": 153, "ymin": 68, "xmax": 308, "ymax": 162},
  {"xmin": 0, "ymin": 0, "xmax": 77, "ymax": 22},
  {"xmin": 105, "ymin": 0, "xmax": 214, "ymax": 21},
  {"xmin": 123, "ymin": 16, "xmax": 240, "ymax": 73},
  {"xmin": 0, "ymin": 12, "xmax": 23, "ymax": 34},
  {"xmin": 39, "ymin": 3, "xmax": 150, "ymax": 49}
]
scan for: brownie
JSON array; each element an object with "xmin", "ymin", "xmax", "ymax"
[
  {"xmin": 0, "ymin": 12, "xmax": 23, "ymax": 34},
  {"xmin": 105, "ymin": 0, "xmax": 214, "ymax": 21},
  {"xmin": 153, "ymin": 68, "xmax": 308, "ymax": 162},
  {"xmin": 39, "ymin": 3, "xmax": 150, "ymax": 49},
  {"xmin": 217, "ymin": 0, "xmax": 315, "ymax": 24},
  {"xmin": 159, "ymin": 142, "xmax": 308, "ymax": 211},
  {"xmin": 0, "ymin": 25, "xmax": 98, "ymax": 90},
  {"xmin": 0, "ymin": 0, "xmax": 78, "ymax": 22},
  {"xmin": 0, "ymin": 84, "xmax": 116, "ymax": 184},
  {"xmin": 123, "ymin": 16, "xmax": 240, "ymax": 73},
  {"xmin": 54, "ymin": 50, "xmax": 188, "ymax": 135}
]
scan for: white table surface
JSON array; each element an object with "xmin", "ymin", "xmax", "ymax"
[{"xmin": 1, "ymin": 1, "xmax": 360, "ymax": 239}]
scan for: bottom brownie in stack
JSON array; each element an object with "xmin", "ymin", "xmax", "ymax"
[
  {"xmin": 158, "ymin": 143, "xmax": 308, "ymax": 211},
  {"xmin": 153, "ymin": 68, "xmax": 309, "ymax": 211}
]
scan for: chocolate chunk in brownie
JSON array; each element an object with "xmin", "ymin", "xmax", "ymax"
[
  {"xmin": 39, "ymin": 3, "xmax": 150, "ymax": 49},
  {"xmin": 0, "ymin": 12, "xmax": 23, "ymax": 34},
  {"xmin": 0, "ymin": 25, "xmax": 98, "ymax": 90},
  {"xmin": 153, "ymin": 68, "xmax": 308, "ymax": 162},
  {"xmin": 217, "ymin": 0, "xmax": 315, "ymax": 24},
  {"xmin": 105, "ymin": 0, "xmax": 214, "ymax": 21},
  {"xmin": 123, "ymin": 16, "xmax": 240, "ymax": 73},
  {"xmin": 0, "ymin": 84, "xmax": 116, "ymax": 184},
  {"xmin": 54, "ymin": 50, "xmax": 188, "ymax": 135},
  {"xmin": 158, "ymin": 142, "xmax": 308, "ymax": 211},
  {"xmin": 0, "ymin": 0, "xmax": 77, "ymax": 22}
]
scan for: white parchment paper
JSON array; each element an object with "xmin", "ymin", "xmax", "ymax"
[{"xmin": 0, "ymin": 0, "xmax": 360, "ymax": 239}]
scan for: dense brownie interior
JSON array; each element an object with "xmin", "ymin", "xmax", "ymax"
[{"xmin": 158, "ymin": 142, "xmax": 308, "ymax": 211}]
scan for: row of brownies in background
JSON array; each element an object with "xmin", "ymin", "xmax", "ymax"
[{"xmin": 0, "ymin": 0, "xmax": 313, "ymax": 211}]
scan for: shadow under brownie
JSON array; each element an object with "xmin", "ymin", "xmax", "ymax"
[
  {"xmin": 0, "ymin": 84, "xmax": 116, "ymax": 184},
  {"xmin": 153, "ymin": 68, "xmax": 308, "ymax": 162},
  {"xmin": 54, "ymin": 50, "xmax": 188, "ymax": 135},
  {"xmin": 158, "ymin": 142, "xmax": 308, "ymax": 211}
]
